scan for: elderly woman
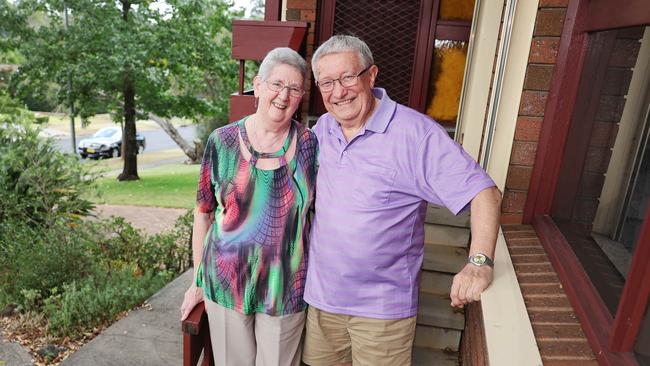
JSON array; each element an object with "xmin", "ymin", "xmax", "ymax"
[{"xmin": 180, "ymin": 47, "xmax": 317, "ymax": 366}]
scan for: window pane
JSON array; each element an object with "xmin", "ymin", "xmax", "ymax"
[
  {"xmin": 439, "ymin": 0, "xmax": 475, "ymax": 21},
  {"xmin": 425, "ymin": 40, "xmax": 468, "ymax": 129},
  {"xmin": 550, "ymin": 26, "xmax": 648, "ymax": 315}
]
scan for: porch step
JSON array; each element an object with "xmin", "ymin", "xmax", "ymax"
[
  {"xmin": 424, "ymin": 223, "xmax": 470, "ymax": 248},
  {"xmin": 423, "ymin": 244, "xmax": 468, "ymax": 274},
  {"xmin": 417, "ymin": 293, "xmax": 464, "ymax": 330},
  {"xmin": 412, "ymin": 347, "xmax": 460, "ymax": 366},
  {"xmin": 420, "ymin": 270, "xmax": 453, "ymax": 297},
  {"xmin": 425, "ymin": 205, "xmax": 470, "ymax": 228},
  {"xmin": 414, "ymin": 325, "xmax": 461, "ymax": 352}
]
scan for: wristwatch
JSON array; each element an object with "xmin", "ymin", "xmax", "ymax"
[{"xmin": 468, "ymin": 253, "xmax": 494, "ymax": 268}]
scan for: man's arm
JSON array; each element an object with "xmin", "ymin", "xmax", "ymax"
[{"xmin": 450, "ymin": 186, "xmax": 502, "ymax": 308}]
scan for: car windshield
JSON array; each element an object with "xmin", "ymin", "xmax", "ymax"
[{"xmin": 94, "ymin": 128, "xmax": 118, "ymax": 138}]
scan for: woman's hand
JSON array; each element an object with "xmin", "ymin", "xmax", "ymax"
[{"xmin": 180, "ymin": 285, "xmax": 204, "ymax": 321}]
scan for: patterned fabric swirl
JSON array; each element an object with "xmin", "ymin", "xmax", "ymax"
[{"xmin": 195, "ymin": 118, "xmax": 318, "ymax": 316}]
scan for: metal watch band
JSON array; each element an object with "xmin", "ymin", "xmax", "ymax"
[{"xmin": 468, "ymin": 253, "xmax": 494, "ymax": 268}]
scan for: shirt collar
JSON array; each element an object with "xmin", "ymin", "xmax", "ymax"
[
  {"xmin": 364, "ymin": 88, "xmax": 396, "ymax": 134},
  {"xmin": 326, "ymin": 88, "xmax": 397, "ymax": 137}
]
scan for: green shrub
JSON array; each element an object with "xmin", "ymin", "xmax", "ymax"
[
  {"xmin": 0, "ymin": 90, "xmax": 34, "ymax": 125},
  {"xmin": 1, "ymin": 213, "xmax": 192, "ymax": 333},
  {"xmin": 0, "ymin": 219, "xmax": 99, "ymax": 308},
  {"xmin": 43, "ymin": 267, "xmax": 173, "ymax": 337},
  {"xmin": 0, "ymin": 104, "xmax": 96, "ymax": 225},
  {"xmin": 140, "ymin": 210, "xmax": 193, "ymax": 274},
  {"xmin": 93, "ymin": 211, "xmax": 192, "ymax": 275}
]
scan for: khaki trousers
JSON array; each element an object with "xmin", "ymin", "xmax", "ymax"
[
  {"xmin": 303, "ymin": 306, "xmax": 417, "ymax": 366},
  {"xmin": 204, "ymin": 299, "xmax": 306, "ymax": 366}
]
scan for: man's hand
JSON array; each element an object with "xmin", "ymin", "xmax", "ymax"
[
  {"xmin": 450, "ymin": 263, "xmax": 493, "ymax": 308},
  {"xmin": 180, "ymin": 285, "xmax": 204, "ymax": 320}
]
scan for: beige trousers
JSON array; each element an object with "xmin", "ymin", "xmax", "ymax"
[
  {"xmin": 204, "ymin": 299, "xmax": 306, "ymax": 366},
  {"xmin": 303, "ymin": 306, "xmax": 417, "ymax": 366}
]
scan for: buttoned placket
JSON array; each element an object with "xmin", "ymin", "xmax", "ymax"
[{"xmin": 330, "ymin": 125, "xmax": 369, "ymax": 165}]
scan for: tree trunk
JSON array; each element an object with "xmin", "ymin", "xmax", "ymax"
[
  {"xmin": 118, "ymin": 72, "xmax": 139, "ymax": 181},
  {"xmin": 146, "ymin": 113, "xmax": 202, "ymax": 163},
  {"xmin": 118, "ymin": 0, "xmax": 138, "ymax": 181}
]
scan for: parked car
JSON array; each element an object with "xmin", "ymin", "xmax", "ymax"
[{"xmin": 77, "ymin": 126, "xmax": 145, "ymax": 159}]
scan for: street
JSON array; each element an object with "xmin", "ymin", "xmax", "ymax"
[{"xmin": 54, "ymin": 124, "xmax": 198, "ymax": 155}]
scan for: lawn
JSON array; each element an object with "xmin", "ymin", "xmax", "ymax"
[{"xmin": 93, "ymin": 163, "xmax": 200, "ymax": 208}]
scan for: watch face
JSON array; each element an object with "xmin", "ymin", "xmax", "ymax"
[{"xmin": 472, "ymin": 254, "xmax": 487, "ymax": 265}]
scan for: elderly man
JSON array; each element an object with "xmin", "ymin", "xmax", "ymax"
[{"xmin": 302, "ymin": 35, "xmax": 502, "ymax": 366}]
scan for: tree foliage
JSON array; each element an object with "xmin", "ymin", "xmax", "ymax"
[{"xmin": 1, "ymin": 0, "xmax": 243, "ymax": 179}]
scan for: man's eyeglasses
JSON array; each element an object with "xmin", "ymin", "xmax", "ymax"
[
  {"xmin": 264, "ymin": 80, "xmax": 305, "ymax": 98},
  {"xmin": 316, "ymin": 66, "xmax": 371, "ymax": 92}
]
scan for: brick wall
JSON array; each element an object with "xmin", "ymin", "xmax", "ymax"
[
  {"xmin": 502, "ymin": 0, "xmax": 568, "ymax": 224},
  {"xmin": 285, "ymin": 0, "xmax": 318, "ymax": 122}
]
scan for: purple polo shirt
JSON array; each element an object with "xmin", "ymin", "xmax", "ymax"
[{"xmin": 304, "ymin": 88, "xmax": 496, "ymax": 319}]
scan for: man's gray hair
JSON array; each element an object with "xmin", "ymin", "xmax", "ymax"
[
  {"xmin": 258, "ymin": 47, "xmax": 307, "ymax": 83},
  {"xmin": 311, "ymin": 35, "xmax": 374, "ymax": 79}
]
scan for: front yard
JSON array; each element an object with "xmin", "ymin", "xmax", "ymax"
[{"xmin": 0, "ymin": 119, "xmax": 197, "ymax": 365}]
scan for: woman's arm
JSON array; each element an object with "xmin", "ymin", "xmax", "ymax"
[
  {"xmin": 180, "ymin": 208, "xmax": 214, "ymax": 320},
  {"xmin": 191, "ymin": 209, "xmax": 214, "ymax": 279}
]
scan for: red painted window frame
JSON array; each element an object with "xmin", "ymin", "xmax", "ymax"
[{"xmin": 525, "ymin": 0, "xmax": 650, "ymax": 362}]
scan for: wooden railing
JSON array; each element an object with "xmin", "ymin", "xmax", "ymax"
[{"xmin": 182, "ymin": 302, "xmax": 213, "ymax": 366}]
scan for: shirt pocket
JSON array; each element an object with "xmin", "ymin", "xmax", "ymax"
[{"xmin": 351, "ymin": 165, "xmax": 397, "ymax": 207}]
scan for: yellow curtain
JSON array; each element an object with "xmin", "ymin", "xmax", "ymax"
[
  {"xmin": 439, "ymin": 0, "xmax": 475, "ymax": 21},
  {"xmin": 426, "ymin": 41, "xmax": 469, "ymax": 126}
]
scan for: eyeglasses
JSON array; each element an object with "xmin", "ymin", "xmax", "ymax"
[
  {"xmin": 316, "ymin": 66, "xmax": 371, "ymax": 92},
  {"xmin": 264, "ymin": 80, "xmax": 305, "ymax": 97}
]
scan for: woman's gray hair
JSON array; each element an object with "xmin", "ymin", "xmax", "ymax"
[
  {"xmin": 258, "ymin": 47, "xmax": 308, "ymax": 83},
  {"xmin": 311, "ymin": 35, "xmax": 374, "ymax": 79}
]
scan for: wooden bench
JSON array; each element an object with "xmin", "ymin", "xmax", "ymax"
[{"xmin": 182, "ymin": 302, "xmax": 214, "ymax": 366}]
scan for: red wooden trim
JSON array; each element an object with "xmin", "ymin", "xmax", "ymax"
[
  {"xmin": 532, "ymin": 215, "xmax": 639, "ymax": 365},
  {"xmin": 182, "ymin": 301, "xmax": 206, "ymax": 336},
  {"xmin": 309, "ymin": 0, "xmax": 335, "ymax": 116},
  {"xmin": 316, "ymin": 0, "xmax": 335, "ymax": 44},
  {"xmin": 408, "ymin": 0, "xmax": 437, "ymax": 111},
  {"xmin": 182, "ymin": 302, "xmax": 214, "ymax": 366},
  {"xmin": 264, "ymin": 0, "xmax": 282, "ymax": 21},
  {"xmin": 230, "ymin": 93, "xmax": 257, "ymax": 122},
  {"xmin": 231, "ymin": 20, "xmax": 308, "ymax": 61},
  {"xmin": 435, "ymin": 21, "xmax": 471, "ymax": 42},
  {"xmin": 583, "ymin": 0, "xmax": 650, "ymax": 32},
  {"xmin": 523, "ymin": 0, "xmax": 589, "ymax": 222},
  {"xmin": 610, "ymin": 198, "xmax": 650, "ymax": 351},
  {"xmin": 550, "ymin": 31, "xmax": 616, "ymax": 218},
  {"xmin": 460, "ymin": 301, "xmax": 488, "ymax": 365}
]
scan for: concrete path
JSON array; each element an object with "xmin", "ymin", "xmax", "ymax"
[
  {"xmin": 61, "ymin": 270, "xmax": 191, "ymax": 366},
  {"xmin": 0, "ymin": 335, "xmax": 33, "ymax": 366}
]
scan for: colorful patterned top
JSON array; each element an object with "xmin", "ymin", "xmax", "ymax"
[{"xmin": 195, "ymin": 118, "xmax": 318, "ymax": 316}]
